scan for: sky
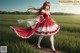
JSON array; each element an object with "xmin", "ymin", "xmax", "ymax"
[{"xmin": 0, "ymin": 0, "xmax": 80, "ymax": 14}]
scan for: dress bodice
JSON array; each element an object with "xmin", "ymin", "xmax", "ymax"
[{"xmin": 39, "ymin": 10, "xmax": 50, "ymax": 19}]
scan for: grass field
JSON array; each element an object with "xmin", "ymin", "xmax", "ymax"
[{"xmin": 0, "ymin": 14, "xmax": 80, "ymax": 53}]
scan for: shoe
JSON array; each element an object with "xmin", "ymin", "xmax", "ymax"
[
  {"xmin": 37, "ymin": 44, "xmax": 41, "ymax": 49},
  {"xmin": 50, "ymin": 48, "xmax": 57, "ymax": 53}
]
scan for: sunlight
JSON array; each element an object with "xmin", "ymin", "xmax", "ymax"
[{"xmin": 74, "ymin": 11, "xmax": 80, "ymax": 14}]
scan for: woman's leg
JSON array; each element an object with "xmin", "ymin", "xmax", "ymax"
[
  {"xmin": 37, "ymin": 35, "xmax": 44, "ymax": 48},
  {"xmin": 50, "ymin": 35, "xmax": 56, "ymax": 51}
]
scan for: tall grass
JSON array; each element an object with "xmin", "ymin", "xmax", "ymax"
[
  {"xmin": 0, "ymin": 41, "xmax": 39, "ymax": 53},
  {"xmin": 0, "ymin": 14, "xmax": 80, "ymax": 53}
]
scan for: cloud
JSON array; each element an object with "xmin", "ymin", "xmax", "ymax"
[
  {"xmin": 11, "ymin": 9, "xmax": 19, "ymax": 11},
  {"xmin": 10, "ymin": 8, "xmax": 24, "ymax": 12},
  {"xmin": 50, "ymin": 3, "xmax": 57, "ymax": 6},
  {"xmin": 51, "ymin": 3, "xmax": 54, "ymax": 5},
  {"xmin": 58, "ymin": 2, "xmax": 64, "ymax": 5},
  {"xmin": 0, "ymin": 8, "xmax": 10, "ymax": 11}
]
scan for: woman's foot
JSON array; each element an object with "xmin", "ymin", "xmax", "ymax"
[
  {"xmin": 50, "ymin": 48, "xmax": 57, "ymax": 53},
  {"xmin": 37, "ymin": 44, "xmax": 41, "ymax": 49}
]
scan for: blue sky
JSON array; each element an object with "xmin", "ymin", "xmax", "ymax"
[{"xmin": 0, "ymin": 0, "xmax": 80, "ymax": 14}]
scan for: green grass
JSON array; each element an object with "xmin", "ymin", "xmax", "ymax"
[
  {"xmin": 0, "ymin": 14, "xmax": 80, "ymax": 53},
  {"xmin": 0, "ymin": 41, "xmax": 39, "ymax": 53}
]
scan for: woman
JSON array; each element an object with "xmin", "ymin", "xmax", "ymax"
[{"xmin": 10, "ymin": 1, "xmax": 60, "ymax": 53}]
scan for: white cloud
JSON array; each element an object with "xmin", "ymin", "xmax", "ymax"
[
  {"xmin": 11, "ymin": 8, "xmax": 19, "ymax": 11},
  {"xmin": 58, "ymin": 2, "xmax": 64, "ymax": 5}
]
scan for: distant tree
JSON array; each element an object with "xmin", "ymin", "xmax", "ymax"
[{"xmin": 0, "ymin": 10, "xmax": 78, "ymax": 15}]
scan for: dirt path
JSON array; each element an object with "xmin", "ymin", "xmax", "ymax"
[{"xmin": 38, "ymin": 47, "xmax": 68, "ymax": 53}]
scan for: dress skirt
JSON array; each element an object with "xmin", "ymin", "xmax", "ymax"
[{"xmin": 10, "ymin": 15, "xmax": 60, "ymax": 39}]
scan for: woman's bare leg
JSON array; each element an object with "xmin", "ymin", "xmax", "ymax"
[{"xmin": 37, "ymin": 36, "xmax": 44, "ymax": 48}]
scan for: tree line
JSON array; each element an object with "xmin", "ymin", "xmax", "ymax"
[{"xmin": 0, "ymin": 11, "xmax": 76, "ymax": 15}]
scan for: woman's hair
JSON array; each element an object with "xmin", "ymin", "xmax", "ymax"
[
  {"xmin": 27, "ymin": 1, "xmax": 50, "ymax": 17},
  {"xmin": 38, "ymin": 1, "xmax": 50, "ymax": 13}
]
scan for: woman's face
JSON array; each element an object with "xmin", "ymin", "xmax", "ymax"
[{"xmin": 45, "ymin": 6, "xmax": 50, "ymax": 10}]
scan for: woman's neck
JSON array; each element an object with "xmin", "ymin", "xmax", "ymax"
[{"xmin": 44, "ymin": 9, "xmax": 49, "ymax": 12}]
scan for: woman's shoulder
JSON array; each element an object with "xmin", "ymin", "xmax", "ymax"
[
  {"xmin": 41, "ymin": 10, "xmax": 50, "ymax": 15},
  {"xmin": 41, "ymin": 10, "xmax": 46, "ymax": 12}
]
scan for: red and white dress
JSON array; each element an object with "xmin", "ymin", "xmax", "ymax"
[{"xmin": 10, "ymin": 10, "xmax": 60, "ymax": 39}]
